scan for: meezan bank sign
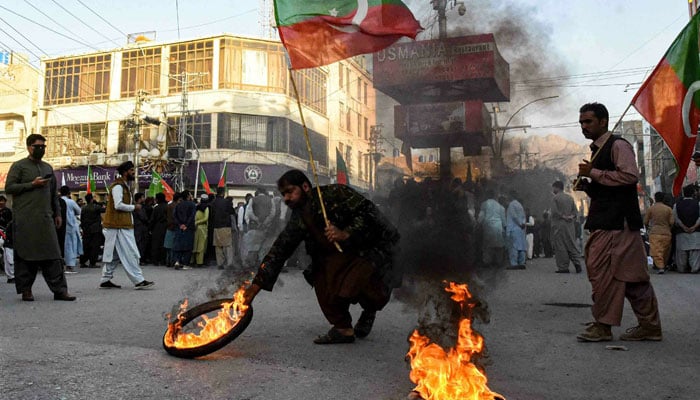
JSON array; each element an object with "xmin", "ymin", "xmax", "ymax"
[{"xmin": 373, "ymin": 34, "xmax": 510, "ymax": 104}]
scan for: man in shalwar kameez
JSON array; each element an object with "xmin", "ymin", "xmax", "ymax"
[
  {"xmin": 477, "ymin": 189, "xmax": 506, "ymax": 268},
  {"xmin": 575, "ymin": 103, "xmax": 661, "ymax": 342},
  {"xmin": 243, "ymin": 170, "xmax": 399, "ymax": 344},
  {"xmin": 99, "ymin": 161, "xmax": 154, "ymax": 290},
  {"xmin": 60, "ymin": 185, "xmax": 83, "ymax": 273},
  {"xmin": 506, "ymin": 191, "xmax": 527, "ymax": 269}
]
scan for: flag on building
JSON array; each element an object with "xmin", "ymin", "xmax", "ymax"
[
  {"xmin": 632, "ymin": 12, "xmax": 700, "ymax": 196},
  {"xmin": 336, "ymin": 148, "xmax": 349, "ymax": 185},
  {"xmin": 218, "ymin": 161, "xmax": 228, "ymax": 188},
  {"xmin": 199, "ymin": 167, "xmax": 213, "ymax": 194},
  {"xmin": 147, "ymin": 170, "xmax": 174, "ymax": 201},
  {"xmin": 86, "ymin": 165, "xmax": 96, "ymax": 194},
  {"xmin": 274, "ymin": 0, "xmax": 421, "ymax": 69}
]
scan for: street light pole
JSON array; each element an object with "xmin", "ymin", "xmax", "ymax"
[{"xmin": 496, "ymin": 95, "xmax": 559, "ymax": 160}]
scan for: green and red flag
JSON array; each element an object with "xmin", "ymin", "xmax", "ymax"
[
  {"xmin": 336, "ymin": 148, "xmax": 349, "ymax": 185},
  {"xmin": 632, "ymin": 12, "xmax": 700, "ymax": 196},
  {"xmin": 86, "ymin": 165, "xmax": 96, "ymax": 194},
  {"xmin": 199, "ymin": 167, "xmax": 213, "ymax": 195},
  {"xmin": 274, "ymin": 0, "xmax": 421, "ymax": 69},
  {"xmin": 218, "ymin": 161, "xmax": 228, "ymax": 188},
  {"xmin": 147, "ymin": 170, "xmax": 174, "ymax": 201}
]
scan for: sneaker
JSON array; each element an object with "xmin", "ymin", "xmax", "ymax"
[
  {"xmin": 176, "ymin": 265, "xmax": 192, "ymax": 270},
  {"xmin": 135, "ymin": 280, "xmax": 155, "ymax": 290},
  {"xmin": 99, "ymin": 280, "xmax": 122, "ymax": 289},
  {"xmin": 656, "ymin": 268, "xmax": 665, "ymax": 275},
  {"xmin": 619, "ymin": 325, "xmax": 662, "ymax": 341},
  {"xmin": 64, "ymin": 267, "xmax": 77, "ymax": 274},
  {"xmin": 576, "ymin": 322, "xmax": 612, "ymax": 342}
]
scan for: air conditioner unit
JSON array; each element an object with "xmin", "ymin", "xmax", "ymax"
[
  {"xmin": 185, "ymin": 149, "xmax": 198, "ymax": 160},
  {"xmin": 167, "ymin": 145, "xmax": 185, "ymax": 160}
]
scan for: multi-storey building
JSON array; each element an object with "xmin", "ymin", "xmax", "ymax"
[
  {"xmin": 34, "ymin": 34, "xmax": 377, "ymax": 199},
  {"xmin": 0, "ymin": 51, "xmax": 41, "ymax": 189}
]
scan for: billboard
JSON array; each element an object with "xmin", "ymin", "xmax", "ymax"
[
  {"xmin": 373, "ymin": 34, "xmax": 509, "ymax": 104},
  {"xmin": 394, "ymin": 100, "xmax": 492, "ymax": 153}
]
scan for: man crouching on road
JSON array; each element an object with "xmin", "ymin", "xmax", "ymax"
[{"xmin": 243, "ymin": 169, "xmax": 400, "ymax": 344}]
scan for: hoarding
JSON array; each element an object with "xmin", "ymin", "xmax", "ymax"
[{"xmin": 373, "ymin": 34, "xmax": 509, "ymax": 104}]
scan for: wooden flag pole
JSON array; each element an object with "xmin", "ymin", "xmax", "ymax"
[
  {"xmin": 288, "ymin": 68, "xmax": 343, "ymax": 253},
  {"xmin": 573, "ymin": 103, "xmax": 634, "ymax": 189}
]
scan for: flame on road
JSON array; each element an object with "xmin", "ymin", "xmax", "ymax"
[
  {"xmin": 407, "ymin": 282, "xmax": 504, "ymax": 400},
  {"xmin": 164, "ymin": 287, "xmax": 249, "ymax": 349}
]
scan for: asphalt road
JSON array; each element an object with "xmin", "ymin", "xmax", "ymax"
[{"xmin": 0, "ymin": 257, "xmax": 698, "ymax": 400}]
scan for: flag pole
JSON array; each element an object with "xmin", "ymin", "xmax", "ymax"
[
  {"xmin": 194, "ymin": 159, "xmax": 200, "ymax": 199},
  {"xmin": 573, "ymin": 103, "xmax": 633, "ymax": 189},
  {"xmin": 288, "ymin": 68, "xmax": 342, "ymax": 253}
]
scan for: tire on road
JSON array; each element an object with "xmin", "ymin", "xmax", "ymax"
[{"xmin": 162, "ymin": 298, "xmax": 253, "ymax": 359}]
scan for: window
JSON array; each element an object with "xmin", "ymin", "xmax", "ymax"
[
  {"xmin": 363, "ymin": 82, "xmax": 368, "ymax": 105},
  {"xmin": 356, "ymin": 78, "xmax": 361, "ymax": 100},
  {"xmin": 289, "ymin": 68, "xmax": 327, "ymax": 115},
  {"xmin": 217, "ymin": 113, "xmax": 287, "ymax": 152},
  {"xmin": 5, "ymin": 121, "xmax": 13, "ymax": 132},
  {"xmin": 220, "ymin": 39, "xmax": 286, "ymax": 92},
  {"xmin": 167, "ymin": 114, "xmax": 212, "ymax": 149},
  {"xmin": 345, "ymin": 145, "xmax": 352, "ymax": 176},
  {"xmin": 364, "ymin": 117, "xmax": 368, "ymax": 140},
  {"xmin": 339, "ymin": 102, "xmax": 346, "ymax": 130},
  {"xmin": 345, "ymin": 69, "xmax": 350, "ymax": 93},
  {"xmin": 346, "ymin": 108, "xmax": 351, "ymax": 132},
  {"xmin": 168, "ymin": 40, "xmax": 213, "ymax": 93},
  {"xmin": 42, "ymin": 122, "xmax": 106, "ymax": 157},
  {"xmin": 339, "ymin": 64, "xmax": 343, "ymax": 88},
  {"xmin": 357, "ymin": 112, "xmax": 361, "ymax": 137},
  {"xmin": 121, "ymin": 47, "xmax": 161, "ymax": 98},
  {"xmin": 44, "ymin": 55, "xmax": 111, "ymax": 105},
  {"xmin": 358, "ymin": 150, "xmax": 363, "ymax": 179}
]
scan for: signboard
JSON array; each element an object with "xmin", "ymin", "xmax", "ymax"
[
  {"xmin": 373, "ymin": 34, "xmax": 510, "ymax": 104},
  {"xmin": 394, "ymin": 101, "xmax": 492, "ymax": 152}
]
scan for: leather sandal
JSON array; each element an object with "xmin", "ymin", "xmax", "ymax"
[
  {"xmin": 354, "ymin": 310, "xmax": 376, "ymax": 339},
  {"xmin": 313, "ymin": 328, "xmax": 355, "ymax": 344}
]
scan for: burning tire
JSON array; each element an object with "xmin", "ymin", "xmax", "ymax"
[{"xmin": 162, "ymin": 298, "xmax": 254, "ymax": 359}]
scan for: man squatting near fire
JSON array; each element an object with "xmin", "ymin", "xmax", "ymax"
[
  {"xmin": 244, "ymin": 169, "xmax": 400, "ymax": 344},
  {"xmin": 574, "ymin": 102, "xmax": 662, "ymax": 342}
]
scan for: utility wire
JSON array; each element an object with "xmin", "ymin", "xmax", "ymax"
[
  {"xmin": 0, "ymin": 4, "xmax": 98, "ymax": 52},
  {"xmin": 0, "ymin": 16, "xmax": 44, "ymax": 60},
  {"xmin": 49, "ymin": 0, "xmax": 120, "ymax": 46},
  {"xmin": 24, "ymin": 0, "xmax": 79, "ymax": 42},
  {"xmin": 76, "ymin": 0, "xmax": 128, "ymax": 37}
]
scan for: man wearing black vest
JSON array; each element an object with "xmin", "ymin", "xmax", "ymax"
[
  {"xmin": 574, "ymin": 102, "xmax": 661, "ymax": 342},
  {"xmin": 672, "ymin": 184, "xmax": 700, "ymax": 273}
]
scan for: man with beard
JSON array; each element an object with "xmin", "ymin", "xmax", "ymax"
[
  {"xmin": 243, "ymin": 169, "xmax": 400, "ymax": 344},
  {"xmin": 575, "ymin": 102, "xmax": 661, "ymax": 342},
  {"xmin": 5, "ymin": 134, "xmax": 75, "ymax": 301},
  {"xmin": 99, "ymin": 161, "xmax": 154, "ymax": 290}
]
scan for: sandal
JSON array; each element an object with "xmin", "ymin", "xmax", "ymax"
[
  {"xmin": 313, "ymin": 328, "xmax": 355, "ymax": 344},
  {"xmin": 354, "ymin": 310, "xmax": 376, "ymax": 339}
]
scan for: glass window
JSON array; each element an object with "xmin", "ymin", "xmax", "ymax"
[
  {"xmin": 289, "ymin": 68, "xmax": 327, "ymax": 115},
  {"xmin": 219, "ymin": 39, "xmax": 286, "ymax": 93},
  {"xmin": 168, "ymin": 40, "xmax": 213, "ymax": 93},
  {"xmin": 44, "ymin": 55, "xmax": 111, "ymax": 105},
  {"xmin": 363, "ymin": 82, "xmax": 368, "ymax": 105},
  {"xmin": 41, "ymin": 122, "xmax": 107, "ymax": 157},
  {"xmin": 121, "ymin": 47, "xmax": 161, "ymax": 98},
  {"xmin": 167, "ymin": 114, "xmax": 212, "ymax": 149}
]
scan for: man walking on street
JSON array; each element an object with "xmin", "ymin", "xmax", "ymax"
[
  {"xmin": 550, "ymin": 180, "xmax": 583, "ymax": 273},
  {"xmin": 506, "ymin": 190, "xmax": 527, "ymax": 270},
  {"xmin": 99, "ymin": 161, "xmax": 154, "ymax": 290},
  {"xmin": 645, "ymin": 192, "xmax": 674, "ymax": 274},
  {"xmin": 574, "ymin": 102, "xmax": 661, "ymax": 342},
  {"xmin": 5, "ymin": 133, "xmax": 76, "ymax": 301}
]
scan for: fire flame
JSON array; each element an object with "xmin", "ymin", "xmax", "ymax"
[
  {"xmin": 407, "ymin": 282, "xmax": 504, "ymax": 400},
  {"xmin": 164, "ymin": 286, "xmax": 249, "ymax": 349}
]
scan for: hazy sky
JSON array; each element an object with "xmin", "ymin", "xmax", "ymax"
[{"xmin": 0, "ymin": 0, "xmax": 692, "ymax": 143}]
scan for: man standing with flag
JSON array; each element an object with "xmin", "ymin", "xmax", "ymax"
[{"xmin": 575, "ymin": 103, "xmax": 662, "ymax": 343}]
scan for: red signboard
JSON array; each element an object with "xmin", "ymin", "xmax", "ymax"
[{"xmin": 373, "ymin": 34, "xmax": 509, "ymax": 104}]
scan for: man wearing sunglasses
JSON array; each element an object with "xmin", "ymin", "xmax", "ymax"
[{"xmin": 5, "ymin": 134, "xmax": 76, "ymax": 301}]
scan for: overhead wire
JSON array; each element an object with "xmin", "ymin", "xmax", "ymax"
[
  {"xmin": 48, "ymin": 0, "xmax": 120, "ymax": 46},
  {"xmin": 75, "ymin": 0, "xmax": 128, "ymax": 37}
]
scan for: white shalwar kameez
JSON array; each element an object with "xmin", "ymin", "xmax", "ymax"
[{"xmin": 100, "ymin": 184, "xmax": 146, "ymax": 284}]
